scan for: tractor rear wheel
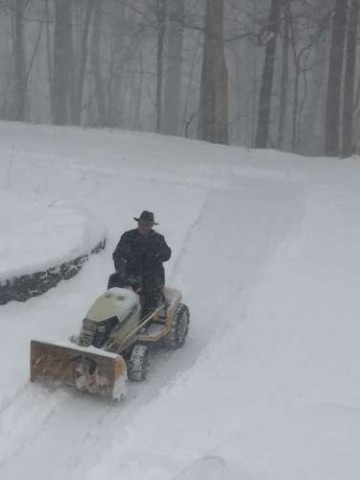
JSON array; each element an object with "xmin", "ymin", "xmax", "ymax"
[
  {"xmin": 127, "ymin": 344, "xmax": 149, "ymax": 381},
  {"xmin": 164, "ymin": 303, "xmax": 190, "ymax": 349}
]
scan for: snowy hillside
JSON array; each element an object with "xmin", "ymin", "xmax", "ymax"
[{"xmin": 0, "ymin": 121, "xmax": 359, "ymax": 480}]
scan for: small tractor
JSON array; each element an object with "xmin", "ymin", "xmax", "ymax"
[{"xmin": 30, "ymin": 286, "xmax": 190, "ymax": 400}]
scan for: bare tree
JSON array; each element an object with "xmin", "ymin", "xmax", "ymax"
[
  {"xmin": 90, "ymin": 0, "xmax": 106, "ymax": 126},
  {"xmin": 162, "ymin": 0, "xmax": 184, "ymax": 136},
  {"xmin": 277, "ymin": 2, "xmax": 290, "ymax": 149},
  {"xmin": 342, "ymin": 0, "xmax": 359, "ymax": 158},
  {"xmin": 325, "ymin": 0, "xmax": 348, "ymax": 156},
  {"xmin": 10, "ymin": 0, "xmax": 26, "ymax": 121},
  {"xmin": 45, "ymin": 0, "xmax": 53, "ymax": 103},
  {"xmin": 198, "ymin": 0, "xmax": 228, "ymax": 144},
  {"xmin": 52, "ymin": 0, "xmax": 73, "ymax": 125},
  {"xmin": 71, "ymin": 0, "xmax": 95, "ymax": 125},
  {"xmin": 107, "ymin": 0, "xmax": 127, "ymax": 127},
  {"xmin": 294, "ymin": 1, "xmax": 331, "ymax": 155},
  {"xmin": 288, "ymin": 3, "xmax": 322, "ymax": 153},
  {"xmin": 155, "ymin": 0, "xmax": 167, "ymax": 133},
  {"xmin": 255, "ymin": 0, "xmax": 284, "ymax": 148}
]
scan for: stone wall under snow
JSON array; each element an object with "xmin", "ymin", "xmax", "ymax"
[{"xmin": 0, "ymin": 192, "xmax": 107, "ymax": 305}]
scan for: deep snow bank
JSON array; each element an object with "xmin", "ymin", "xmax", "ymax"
[{"xmin": 0, "ymin": 190, "xmax": 106, "ymax": 303}]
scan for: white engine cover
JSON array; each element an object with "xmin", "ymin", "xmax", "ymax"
[{"xmin": 85, "ymin": 288, "xmax": 141, "ymax": 324}]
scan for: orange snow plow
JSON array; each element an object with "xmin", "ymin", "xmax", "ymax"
[{"xmin": 30, "ymin": 340, "xmax": 127, "ymax": 400}]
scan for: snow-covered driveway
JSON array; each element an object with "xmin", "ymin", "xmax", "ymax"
[{"xmin": 1, "ymin": 123, "xmax": 359, "ymax": 480}]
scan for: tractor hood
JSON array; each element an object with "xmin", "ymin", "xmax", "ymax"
[{"xmin": 85, "ymin": 288, "xmax": 140, "ymax": 324}]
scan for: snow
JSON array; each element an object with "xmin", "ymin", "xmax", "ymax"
[
  {"xmin": 0, "ymin": 120, "xmax": 359, "ymax": 479},
  {"xmin": 0, "ymin": 190, "xmax": 105, "ymax": 281}
]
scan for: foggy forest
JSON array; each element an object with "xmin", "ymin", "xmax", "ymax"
[{"xmin": 0, "ymin": 0, "xmax": 358, "ymax": 158}]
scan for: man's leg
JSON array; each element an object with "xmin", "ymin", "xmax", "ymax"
[{"xmin": 142, "ymin": 274, "xmax": 164, "ymax": 316}]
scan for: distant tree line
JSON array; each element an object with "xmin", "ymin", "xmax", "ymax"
[{"xmin": 0, "ymin": 0, "xmax": 359, "ymax": 158}]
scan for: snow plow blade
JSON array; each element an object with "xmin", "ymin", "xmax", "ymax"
[{"xmin": 30, "ymin": 340, "xmax": 127, "ymax": 400}]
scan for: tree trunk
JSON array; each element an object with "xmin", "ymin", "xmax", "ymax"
[
  {"xmin": 162, "ymin": 0, "xmax": 184, "ymax": 136},
  {"xmin": 52, "ymin": 0, "xmax": 73, "ymax": 125},
  {"xmin": 10, "ymin": 0, "xmax": 26, "ymax": 121},
  {"xmin": 291, "ymin": 61, "xmax": 300, "ymax": 152},
  {"xmin": 300, "ymin": 24, "xmax": 329, "ymax": 156},
  {"xmin": 156, "ymin": 0, "xmax": 167, "ymax": 133},
  {"xmin": 277, "ymin": 5, "xmax": 290, "ymax": 150},
  {"xmin": 342, "ymin": 0, "xmax": 359, "ymax": 158},
  {"xmin": 90, "ymin": 1, "xmax": 106, "ymax": 126},
  {"xmin": 107, "ymin": 1, "xmax": 126, "ymax": 127},
  {"xmin": 197, "ymin": 0, "xmax": 228, "ymax": 144},
  {"xmin": 45, "ymin": 0, "xmax": 53, "ymax": 108},
  {"xmin": 325, "ymin": 0, "xmax": 348, "ymax": 156},
  {"xmin": 72, "ymin": 0, "xmax": 95, "ymax": 125},
  {"xmin": 255, "ymin": 0, "xmax": 283, "ymax": 148},
  {"xmin": 134, "ymin": 53, "xmax": 144, "ymax": 130}
]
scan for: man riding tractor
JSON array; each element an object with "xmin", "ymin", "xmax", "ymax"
[{"xmin": 108, "ymin": 211, "xmax": 171, "ymax": 316}]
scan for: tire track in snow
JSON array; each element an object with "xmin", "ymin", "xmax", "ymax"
[
  {"xmin": 169, "ymin": 188, "xmax": 211, "ymax": 283},
  {"xmin": 0, "ymin": 384, "xmax": 70, "ymax": 467},
  {"xmin": 170, "ymin": 179, "xmax": 305, "ymax": 353}
]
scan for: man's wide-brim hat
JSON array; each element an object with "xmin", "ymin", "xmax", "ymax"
[{"xmin": 134, "ymin": 210, "xmax": 158, "ymax": 225}]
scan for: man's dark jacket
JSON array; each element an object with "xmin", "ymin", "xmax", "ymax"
[{"xmin": 112, "ymin": 228, "xmax": 171, "ymax": 284}]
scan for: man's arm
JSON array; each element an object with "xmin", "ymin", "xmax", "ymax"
[
  {"xmin": 154, "ymin": 234, "xmax": 171, "ymax": 263},
  {"xmin": 112, "ymin": 232, "xmax": 132, "ymax": 273}
]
